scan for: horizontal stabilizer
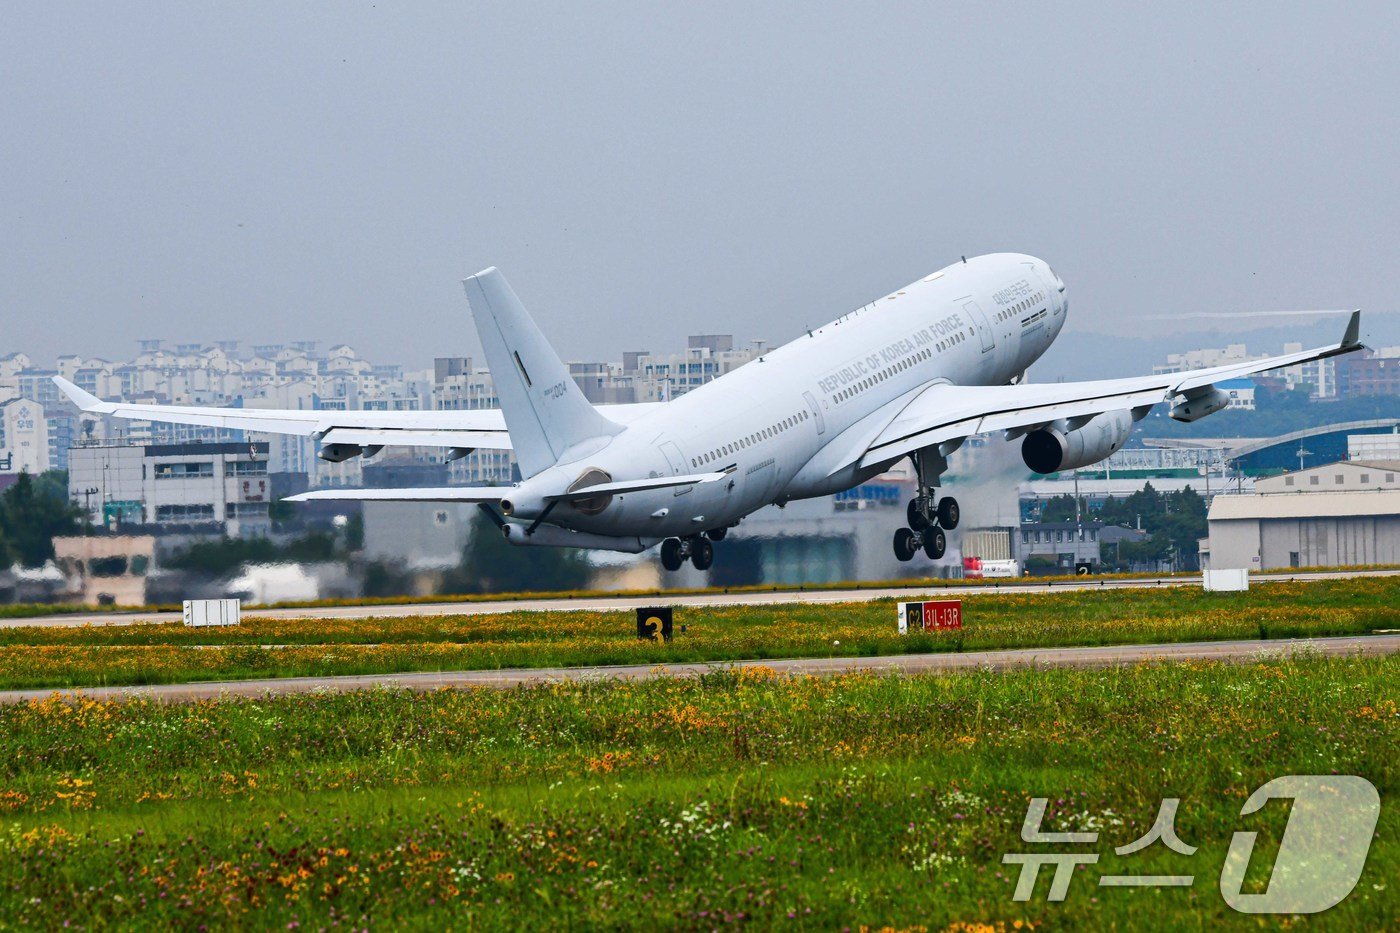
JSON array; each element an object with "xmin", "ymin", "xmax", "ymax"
[
  {"xmin": 284, "ymin": 472, "xmax": 725, "ymax": 505},
  {"xmin": 286, "ymin": 487, "xmax": 509, "ymax": 503},
  {"xmin": 320, "ymin": 427, "xmax": 513, "ymax": 451},
  {"xmin": 546, "ymin": 472, "xmax": 726, "ymax": 501}
]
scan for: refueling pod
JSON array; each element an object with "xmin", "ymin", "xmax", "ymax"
[
  {"xmin": 1021, "ymin": 409, "xmax": 1134, "ymax": 474},
  {"xmin": 1170, "ymin": 386, "xmax": 1230, "ymax": 422},
  {"xmin": 500, "ymin": 523, "xmax": 657, "ymax": 553},
  {"xmin": 317, "ymin": 442, "xmax": 364, "ymax": 463}
]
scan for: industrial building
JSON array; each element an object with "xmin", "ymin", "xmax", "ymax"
[
  {"xmin": 1017, "ymin": 521, "xmax": 1149, "ymax": 572},
  {"xmin": 1202, "ymin": 461, "xmax": 1400, "ymax": 570},
  {"xmin": 68, "ymin": 440, "xmax": 273, "ymax": 536},
  {"xmin": 0, "ymin": 397, "xmax": 52, "ymax": 476}
]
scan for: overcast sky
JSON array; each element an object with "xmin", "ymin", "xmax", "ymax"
[{"xmin": 3, "ymin": 3, "xmax": 1397, "ymax": 371}]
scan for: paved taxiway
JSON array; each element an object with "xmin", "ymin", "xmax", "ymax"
[
  {"xmin": 3, "ymin": 633, "xmax": 1392, "ymax": 704},
  {"xmin": 12, "ymin": 567, "xmax": 1398, "ymax": 629}
]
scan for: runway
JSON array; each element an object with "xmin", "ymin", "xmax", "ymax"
[
  {"xmin": 13, "ymin": 567, "xmax": 1398, "ymax": 628},
  {"xmin": 3, "ymin": 633, "xmax": 1393, "ymax": 704}
]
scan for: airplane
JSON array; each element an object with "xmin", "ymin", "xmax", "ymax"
[{"xmin": 54, "ymin": 253, "xmax": 1364, "ymax": 572}]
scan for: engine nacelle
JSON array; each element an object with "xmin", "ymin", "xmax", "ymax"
[
  {"xmin": 498, "ymin": 490, "xmax": 547, "ymax": 519},
  {"xmin": 1021, "ymin": 409, "xmax": 1133, "ymax": 474},
  {"xmin": 501, "ymin": 523, "xmax": 658, "ymax": 553},
  {"xmin": 317, "ymin": 443, "xmax": 363, "ymax": 463},
  {"xmin": 1170, "ymin": 386, "xmax": 1230, "ymax": 423}
]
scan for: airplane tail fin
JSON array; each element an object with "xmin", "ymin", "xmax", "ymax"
[{"xmin": 463, "ymin": 268, "xmax": 622, "ymax": 477}]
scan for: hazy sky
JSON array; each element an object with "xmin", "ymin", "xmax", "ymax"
[{"xmin": 3, "ymin": 3, "xmax": 1397, "ymax": 371}]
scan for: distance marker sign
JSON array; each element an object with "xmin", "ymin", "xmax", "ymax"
[
  {"xmin": 897, "ymin": 599, "xmax": 963, "ymax": 634},
  {"xmin": 636, "ymin": 606, "xmax": 673, "ymax": 642}
]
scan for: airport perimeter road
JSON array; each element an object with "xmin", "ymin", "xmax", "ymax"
[
  {"xmin": 12, "ymin": 567, "xmax": 1400, "ymax": 629},
  {"xmin": 2, "ymin": 633, "xmax": 1394, "ymax": 704}
]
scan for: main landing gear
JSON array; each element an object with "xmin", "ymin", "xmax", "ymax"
[
  {"xmin": 660, "ymin": 534, "xmax": 715, "ymax": 571},
  {"xmin": 894, "ymin": 494, "xmax": 959, "ymax": 562}
]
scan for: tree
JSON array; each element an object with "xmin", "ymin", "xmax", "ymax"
[
  {"xmin": 163, "ymin": 531, "xmax": 343, "ymax": 575},
  {"xmin": 1099, "ymin": 482, "xmax": 1166, "ymax": 530},
  {"xmin": 1039, "ymin": 493, "xmax": 1086, "ymax": 522},
  {"xmin": 163, "ymin": 537, "xmax": 281, "ymax": 574},
  {"xmin": 442, "ymin": 510, "xmax": 591, "ymax": 595},
  {"xmin": 1158, "ymin": 486, "xmax": 1208, "ymax": 570},
  {"xmin": 0, "ymin": 470, "xmax": 80, "ymax": 567},
  {"xmin": 344, "ymin": 513, "xmax": 365, "ymax": 551},
  {"xmin": 1097, "ymin": 483, "xmax": 1208, "ymax": 570}
]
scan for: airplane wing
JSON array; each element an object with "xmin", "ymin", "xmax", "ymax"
[
  {"xmin": 859, "ymin": 310, "xmax": 1364, "ymax": 468},
  {"xmin": 53, "ymin": 376, "xmax": 660, "ymax": 451},
  {"xmin": 284, "ymin": 472, "xmax": 726, "ymax": 503}
]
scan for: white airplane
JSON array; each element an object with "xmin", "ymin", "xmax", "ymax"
[{"xmin": 55, "ymin": 254, "xmax": 1363, "ymax": 571}]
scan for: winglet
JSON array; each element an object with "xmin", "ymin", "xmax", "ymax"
[
  {"xmin": 1342, "ymin": 309, "xmax": 1362, "ymax": 348},
  {"xmin": 52, "ymin": 376, "xmax": 111, "ymax": 412}
]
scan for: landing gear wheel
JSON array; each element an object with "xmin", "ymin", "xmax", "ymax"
[
  {"xmin": 893, "ymin": 527, "xmax": 918, "ymax": 562},
  {"xmin": 660, "ymin": 538, "xmax": 684, "ymax": 572},
  {"xmin": 937, "ymin": 497, "xmax": 960, "ymax": 530},
  {"xmin": 690, "ymin": 536, "xmax": 714, "ymax": 571},
  {"xmin": 907, "ymin": 498, "xmax": 931, "ymax": 531},
  {"xmin": 923, "ymin": 528, "xmax": 947, "ymax": 560},
  {"xmin": 705, "ymin": 527, "xmax": 727, "ymax": 542}
]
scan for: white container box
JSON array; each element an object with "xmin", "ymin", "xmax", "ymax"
[
  {"xmin": 183, "ymin": 598, "xmax": 242, "ymax": 627},
  {"xmin": 1203, "ymin": 569, "xmax": 1249, "ymax": 592}
]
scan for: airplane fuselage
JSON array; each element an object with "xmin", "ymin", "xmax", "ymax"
[{"xmin": 511, "ymin": 253, "xmax": 1068, "ymax": 539}]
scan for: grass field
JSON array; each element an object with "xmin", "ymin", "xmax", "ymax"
[
  {"xmin": 1, "ymin": 565, "xmax": 1394, "ymax": 621},
  {"xmin": 0, "ymin": 655, "xmax": 1393, "ymax": 928},
  {"xmin": 0, "ymin": 577, "xmax": 1392, "ymax": 690}
]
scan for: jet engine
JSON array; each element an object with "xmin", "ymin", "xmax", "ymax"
[
  {"xmin": 317, "ymin": 443, "xmax": 363, "ymax": 463},
  {"xmin": 1021, "ymin": 409, "xmax": 1133, "ymax": 474}
]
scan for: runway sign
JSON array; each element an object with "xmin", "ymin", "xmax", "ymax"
[
  {"xmin": 1203, "ymin": 568, "xmax": 1250, "ymax": 592},
  {"xmin": 636, "ymin": 606, "xmax": 673, "ymax": 642},
  {"xmin": 898, "ymin": 599, "xmax": 962, "ymax": 634},
  {"xmin": 183, "ymin": 598, "xmax": 241, "ymax": 627}
]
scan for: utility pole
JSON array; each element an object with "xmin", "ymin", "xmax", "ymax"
[
  {"xmin": 1073, "ymin": 469, "xmax": 1081, "ymax": 528},
  {"xmin": 79, "ymin": 487, "xmax": 99, "ymax": 532}
]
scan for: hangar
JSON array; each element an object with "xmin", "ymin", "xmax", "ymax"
[{"xmin": 1203, "ymin": 461, "xmax": 1400, "ymax": 570}]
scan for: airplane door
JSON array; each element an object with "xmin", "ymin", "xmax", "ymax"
[
  {"xmin": 963, "ymin": 299, "xmax": 995, "ymax": 353},
  {"xmin": 659, "ymin": 440, "xmax": 691, "ymax": 496},
  {"xmin": 802, "ymin": 391, "xmax": 826, "ymax": 435}
]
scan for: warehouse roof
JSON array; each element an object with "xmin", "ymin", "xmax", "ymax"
[{"xmin": 1208, "ymin": 489, "xmax": 1400, "ymax": 521}]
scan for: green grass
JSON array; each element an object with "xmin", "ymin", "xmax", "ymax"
[
  {"xmin": 0, "ymin": 655, "xmax": 1393, "ymax": 927},
  {"xmin": 0, "ymin": 577, "xmax": 1393, "ymax": 691}
]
